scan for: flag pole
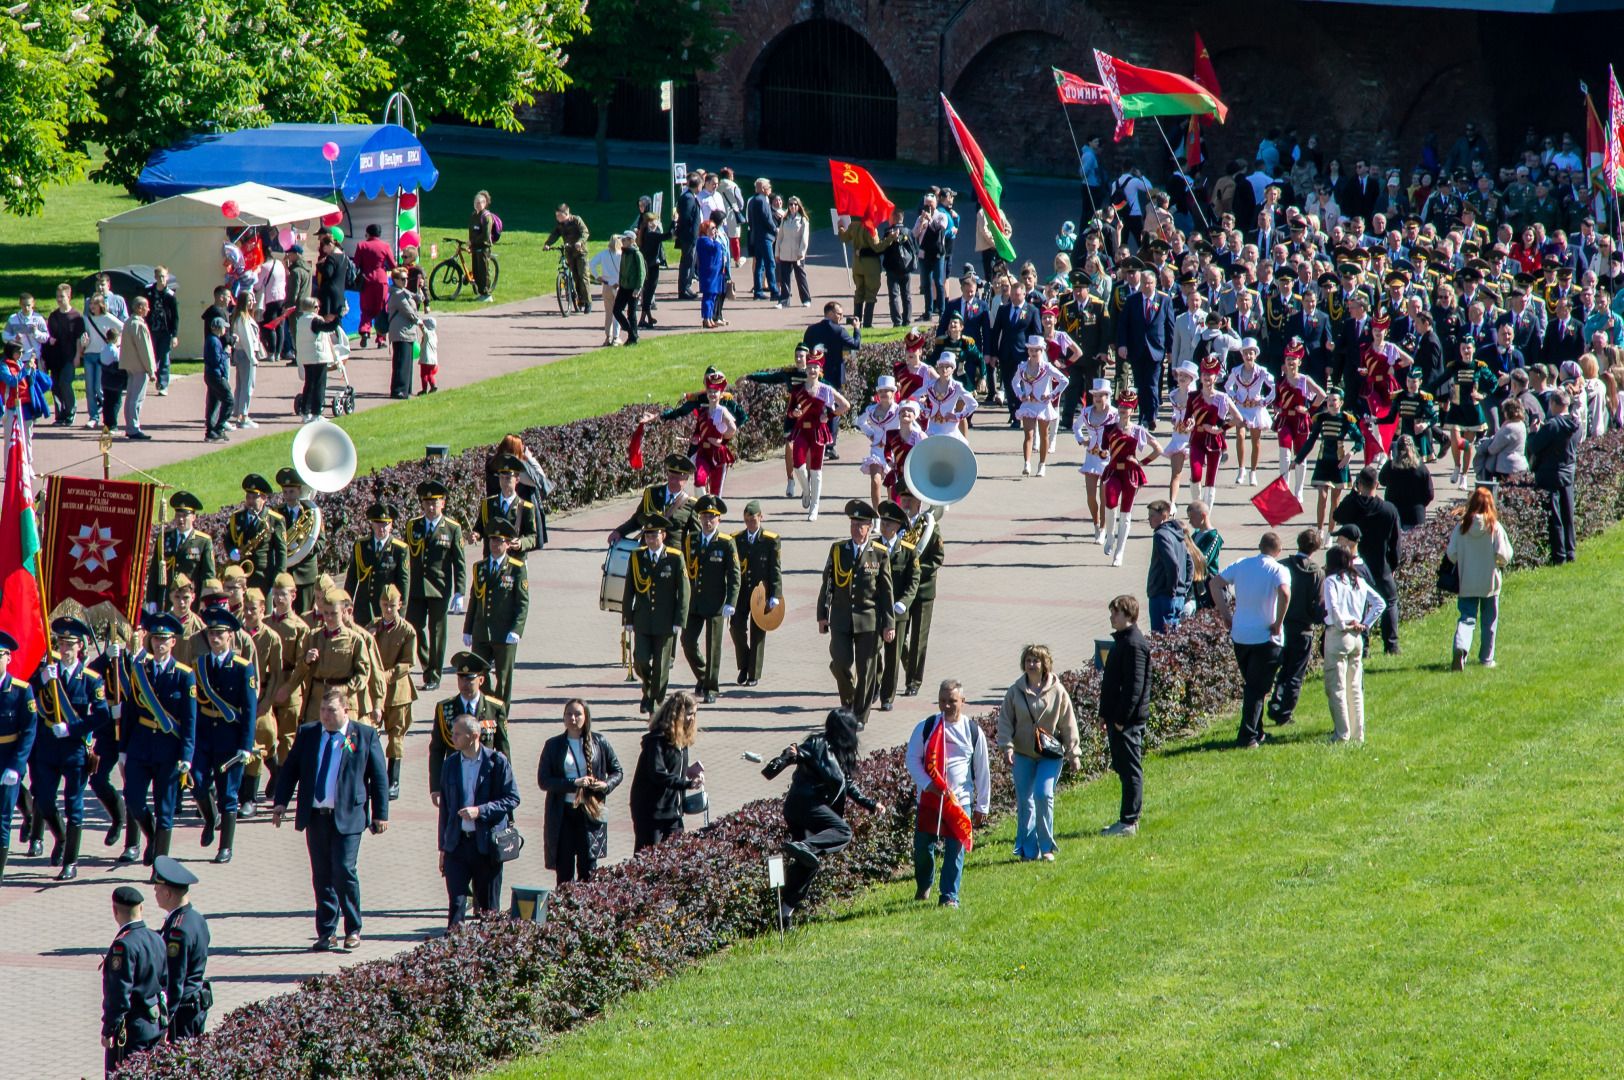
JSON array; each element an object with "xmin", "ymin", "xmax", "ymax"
[
  {"xmin": 1152, "ymin": 117, "xmax": 1212, "ymax": 232},
  {"xmin": 1057, "ymin": 100, "xmax": 1099, "ymax": 220}
]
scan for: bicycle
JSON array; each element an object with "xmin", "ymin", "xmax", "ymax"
[
  {"xmin": 547, "ymin": 245, "xmax": 589, "ymax": 317},
  {"xmin": 429, "ymin": 239, "xmax": 500, "ymax": 302}
]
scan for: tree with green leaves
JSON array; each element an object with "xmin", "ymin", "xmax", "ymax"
[
  {"xmin": 0, "ymin": 1, "xmax": 108, "ymax": 215},
  {"xmin": 563, "ymin": 0, "xmax": 733, "ymax": 201}
]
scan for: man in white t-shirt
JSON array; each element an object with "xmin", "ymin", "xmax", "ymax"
[{"xmin": 1210, "ymin": 532, "xmax": 1292, "ymax": 748}]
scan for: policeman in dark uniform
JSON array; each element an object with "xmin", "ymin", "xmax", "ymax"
[
  {"xmin": 874, "ymin": 501, "xmax": 920, "ymax": 712},
  {"xmin": 1058, "ymin": 270, "xmax": 1110, "ymax": 429},
  {"xmin": 816, "ymin": 500, "xmax": 894, "ymax": 729},
  {"xmin": 620, "ymin": 513, "xmax": 690, "ymax": 714},
  {"xmin": 472, "ymin": 453, "xmax": 542, "ymax": 559},
  {"xmin": 680, "ymin": 494, "xmax": 740, "ymax": 704},
  {"xmin": 344, "ymin": 502, "xmax": 411, "ymax": 626},
  {"xmin": 462, "ymin": 519, "xmax": 528, "ymax": 713},
  {"xmin": 191, "ymin": 609, "xmax": 257, "ymax": 863},
  {"xmin": 0, "ymin": 630, "xmax": 37, "ymax": 882},
  {"xmin": 152, "ymin": 854, "xmax": 210, "ymax": 1040},
  {"xmin": 27, "ymin": 617, "xmax": 111, "ymax": 879},
  {"xmin": 608, "ymin": 453, "xmax": 698, "ymax": 555},
  {"xmin": 119, "ymin": 612, "xmax": 196, "ymax": 872},
  {"xmin": 146, "ymin": 491, "xmax": 215, "ymax": 612},
  {"xmin": 898, "ymin": 491, "xmax": 946, "ymax": 696},
  {"xmin": 102, "ymin": 884, "xmax": 165, "ymax": 1077},
  {"xmin": 730, "ymin": 499, "xmax": 781, "ymax": 686},
  {"xmin": 428, "ymin": 652, "xmax": 507, "ymax": 797},
  {"xmin": 275, "ymin": 467, "xmax": 324, "ymax": 614},
  {"xmin": 405, "ymin": 480, "xmax": 466, "ymax": 691},
  {"xmin": 224, "ymin": 474, "xmax": 287, "ymax": 593}
]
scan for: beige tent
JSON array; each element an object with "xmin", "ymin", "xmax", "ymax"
[{"xmin": 98, "ymin": 182, "xmax": 334, "ymax": 359}]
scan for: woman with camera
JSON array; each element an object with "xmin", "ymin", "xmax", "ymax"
[{"xmin": 537, "ymin": 699, "xmax": 623, "ymax": 886}]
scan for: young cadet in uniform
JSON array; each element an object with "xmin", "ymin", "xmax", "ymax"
[
  {"xmin": 428, "ymin": 652, "xmax": 507, "ymax": 800},
  {"xmin": 607, "ymin": 452, "xmax": 698, "ymax": 554},
  {"xmin": 237, "ymin": 588, "xmax": 281, "ymax": 818},
  {"xmin": 817, "ymin": 500, "xmax": 895, "ymax": 729},
  {"xmin": 345, "ymin": 502, "xmax": 410, "ymax": 626},
  {"xmin": 119, "ymin": 612, "xmax": 196, "ymax": 873},
  {"xmin": 898, "ymin": 491, "xmax": 946, "ymax": 696},
  {"xmin": 621, "ymin": 513, "xmax": 690, "ymax": 714},
  {"xmin": 280, "ymin": 587, "xmax": 376, "ymax": 727},
  {"xmin": 167, "ymin": 574, "xmax": 205, "ymax": 643},
  {"xmin": 462, "ymin": 520, "xmax": 528, "ymax": 711},
  {"xmin": 265, "ymin": 573, "xmax": 308, "ymax": 765},
  {"xmin": 405, "ymin": 479, "xmax": 465, "ymax": 691},
  {"xmin": 102, "ymin": 884, "xmax": 165, "ymax": 1076},
  {"xmin": 1378, "ymin": 367, "xmax": 1440, "ymax": 458},
  {"xmin": 472, "ymin": 453, "xmax": 542, "ymax": 559},
  {"xmin": 275, "ymin": 467, "xmax": 324, "ymax": 613},
  {"xmin": 27, "ymin": 617, "xmax": 111, "ymax": 879},
  {"xmin": 152, "ymin": 854, "xmax": 210, "ymax": 1041},
  {"xmin": 0, "ymin": 630, "xmax": 36, "ymax": 881},
  {"xmin": 224, "ymin": 473, "xmax": 286, "ymax": 594},
  {"xmin": 146, "ymin": 491, "xmax": 214, "ymax": 612},
  {"xmin": 731, "ymin": 499, "xmax": 781, "ymax": 686},
  {"xmin": 680, "ymin": 494, "xmax": 740, "ymax": 704},
  {"xmin": 191, "ymin": 608, "xmax": 257, "ymax": 864},
  {"xmin": 370, "ymin": 584, "xmax": 417, "ymax": 799},
  {"xmin": 875, "ymin": 500, "xmax": 920, "ymax": 712}
]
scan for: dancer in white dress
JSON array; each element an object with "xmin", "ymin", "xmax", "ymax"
[
  {"xmin": 1223, "ymin": 338, "xmax": 1275, "ymax": 486},
  {"xmin": 1012, "ymin": 334, "xmax": 1069, "ymax": 476},
  {"xmin": 1162, "ymin": 361, "xmax": 1199, "ymax": 507},
  {"xmin": 1072, "ymin": 378, "xmax": 1118, "ymax": 543},
  {"xmin": 858, "ymin": 375, "xmax": 903, "ymax": 509},
  {"xmin": 918, "ymin": 354, "xmax": 977, "ymax": 442}
]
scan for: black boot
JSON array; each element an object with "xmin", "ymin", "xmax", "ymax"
[
  {"xmin": 137, "ymin": 810, "xmax": 157, "ymax": 865},
  {"xmin": 26, "ymin": 812, "xmax": 45, "ymax": 858},
  {"xmin": 198, "ymin": 789, "xmax": 217, "ymax": 849},
  {"xmin": 58, "ymin": 825, "xmax": 81, "ymax": 880},
  {"xmin": 42, "ymin": 806, "xmax": 64, "ymax": 866},
  {"xmin": 214, "ymin": 812, "xmax": 235, "ymax": 864},
  {"xmin": 99, "ymin": 788, "xmax": 126, "ymax": 847},
  {"xmin": 118, "ymin": 810, "xmax": 143, "ymax": 863},
  {"xmin": 149, "ymin": 829, "xmax": 172, "ymax": 879},
  {"xmin": 387, "ymin": 759, "xmax": 401, "ymax": 801},
  {"xmin": 861, "ymin": 301, "xmax": 876, "ymax": 329},
  {"xmin": 239, "ymin": 772, "xmax": 260, "ymax": 818},
  {"xmin": 17, "ymin": 786, "xmax": 33, "ymax": 846}
]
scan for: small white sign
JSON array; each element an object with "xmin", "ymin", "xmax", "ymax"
[
  {"xmin": 652, "ymin": 192, "xmax": 663, "ymax": 220},
  {"xmin": 830, "ymin": 207, "xmax": 843, "ymax": 236},
  {"xmin": 660, "ymin": 80, "xmax": 674, "ymax": 112},
  {"xmin": 673, "ymin": 162, "xmax": 687, "ymax": 187},
  {"xmin": 767, "ymin": 855, "xmax": 785, "ymax": 888}
]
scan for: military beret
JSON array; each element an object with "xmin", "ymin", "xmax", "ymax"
[
  {"xmin": 241, "ymin": 473, "xmax": 273, "ymax": 495},
  {"xmin": 113, "ymin": 885, "xmax": 145, "ymax": 907},
  {"xmin": 170, "ymin": 491, "xmax": 203, "ymax": 512},
  {"xmin": 153, "ymin": 855, "xmax": 198, "ymax": 888}
]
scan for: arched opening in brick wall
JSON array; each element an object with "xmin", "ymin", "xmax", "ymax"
[
  {"xmin": 950, "ymin": 31, "xmax": 1082, "ymax": 178},
  {"xmin": 754, "ymin": 19, "xmax": 897, "ymax": 160}
]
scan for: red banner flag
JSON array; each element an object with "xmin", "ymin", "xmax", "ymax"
[
  {"xmin": 627, "ymin": 421, "xmax": 647, "ymax": 471},
  {"xmin": 1250, "ymin": 476, "xmax": 1303, "ymax": 528},
  {"xmin": 1186, "ymin": 115, "xmax": 1202, "ymax": 171},
  {"xmin": 1586, "ymin": 84, "xmax": 1607, "ymax": 192},
  {"xmin": 0, "ymin": 423, "xmax": 48, "ymax": 678},
  {"xmin": 916, "ymin": 713, "xmax": 976, "ymax": 852},
  {"xmin": 1053, "ymin": 68, "xmax": 1109, "ymax": 105},
  {"xmin": 38, "ymin": 476, "xmax": 159, "ymax": 628},
  {"xmin": 1193, "ymin": 32, "xmax": 1222, "ymax": 129},
  {"xmin": 829, "ymin": 159, "xmax": 895, "ymax": 230}
]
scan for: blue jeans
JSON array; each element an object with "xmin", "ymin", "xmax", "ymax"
[
  {"xmin": 1455, "ymin": 596, "xmax": 1499, "ymax": 663},
  {"xmin": 913, "ymin": 828, "xmax": 966, "ymax": 902},
  {"xmin": 1148, "ymin": 593, "xmax": 1182, "ymax": 634},
  {"xmin": 751, "ymin": 244, "xmax": 777, "ymax": 297},
  {"xmin": 1011, "ymin": 753, "xmax": 1062, "ymax": 858},
  {"xmin": 919, "ymin": 257, "xmax": 946, "ymax": 315},
  {"xmin": 82, "ymin": 354, "xmax": 102, "ymax": 419}
]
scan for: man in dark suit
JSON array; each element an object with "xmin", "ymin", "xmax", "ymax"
[
  {"xmin": 1496, "ymin": 289, "xmax": 1543, "ymax": 366},
  {"xmin": 271, "ymin": 688, "xmax": 389, "ymax": 952},
  {"xmin": 1285, "ymin": 288, "xmax": 1334, "ymax": 386},
  {"xmin": 1335, "ymin": 294, "xmax": 1375, "ymax": 397},
  {"xmin": 936, "ymin": 270, "xmax": 991, "ymax": 347},
  {"xmin": 674, "ymin": 173, "xmax": 703, "ymax": 300},
  {"xmin": 746, "ymin": 178, "xmax": 779, "ymax": 300},
  {"xmin": 437, "ymin": 714, "xmax": 520, "ymax": 929},
  {"xmin": 1543, "ymin": 296, "xmax": 1585, "ymax": 367},
  {"xmin": 1115, "ymin": 270, "xmax": 1173, "ymax": 427},
  {"xmin": 991, "ymin": 283, "xmax": 1040, "ymax": 426},
  {"xmin": 1331, "ymin": 468, "xmax": 1403, "ymax": 654},
  {"xmin": 801, "ymin": 303, "xmax": 861, "ymax": 456},
  {"xmin": 1338, "ymin": 160, "xmax": 1379, "ymax": 223},
  {"xmin": 1527, "ymin": 387, "xmax": 1583, "ymax": 564}
]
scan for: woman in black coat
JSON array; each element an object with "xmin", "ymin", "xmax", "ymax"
[
  {"xmin": 764, "ymin": 709, "xmax": 883, "ymax": 923},
  {"xmin": 537, "ymin": 699, "xmax": 623, "ymax": 884},
  {"xmin": 628, "ymin": 691, "xmax": 703, "ymax": 851}
]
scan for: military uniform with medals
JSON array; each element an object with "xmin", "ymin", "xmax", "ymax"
[
  {"xmin": 730, "ymin": 502, "xmax": 781, "ymax": 685},
  {"xmin": 405, "ymin": 480, "xmax": 466, "ymax": 691},
  {"xmin": 679, "ymin": 495, "xmax": 740, "ymax": 702},
  {"xmin": 1058, "ymin": 275, "xmax": 1110, "ymax": 428},
  {"xmin": 428, "ymin": 652, "xmax": 508, "ymax": 790},
  {"xmin": 463, "ymin": 519, "xmax": 528, "ymax": 710},
  {"xmin": 146, "ymin": 491, "xmax": 215, "ymax": 610},
  {"xmin": 613, "ymin": 453, "xmax": 699, "ymax": 553},
  {"xmin": 875, "ymin": 502, "xmax": 920, "ymax": 710},
  {"xmin": 620, "ymin": 512, "xmax": 691, "ymax": 713},
  {"xmin": 816, "ymin": 501, "xmax": 895, "ymax": 727},
  {"xmin": 344, "ymin": 502, "xmax": 411, "ymax": 626},
  {"xmin": 224, "ymin": 474, "xmax": 286, "ymax": 593}
]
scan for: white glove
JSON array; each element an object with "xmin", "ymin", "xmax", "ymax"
[
  {"xmin": 894, "ymin": 602, "xmax": 907, "ymax": 615},
  {"xmin": 111, "ymin": 702, "xmax": 123, "ymax": 720},
  {"xmin": 51, "ymin": 722, "xmax": 68, "ymax": 738},
  {"xmin": 45, "ymin": 662, "xmax": 58, "ymax": 680},
  {"xmin": 450, "ymin": 593, "xmax": 465, "ymax": 615},
  {"xmin": 118, "ymin": 753, "xmax": 126, "ymax": 769},
  {"xmin": 623, "ymin": 625, "xmax": 633, "ymax": 635},
  {"xmin": 767, "ymin": 597, "xmax": 780, "ymax": 610},
  {"xmin": 109, "ymin": 641, "xmax": 122, "ymax": 657},
  {"xmin": 504, "ymin": 631, "xmax": 520, "ymax": 645},
  {"xmin": 233, "ymin": 749, "xmax": 255, "ymax": 767},
  {"xmin": 176, "ymin": 761, "xmax": 191, "ymax": 776},
  {"xmin": 462, "ymin": 634, "xmax": 473, "ymax": 646},
  {"xmin": 672, "ymin": 624, "xmax": 682, "ymax": 635},
  {"xmin": 721, "ymin": 605, "xmax": 735, "ymax": 618},
  {"xmin": 0, "ymin": 769, "xmax": 17, "ymax": 786}
]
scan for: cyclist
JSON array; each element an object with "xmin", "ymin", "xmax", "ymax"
[
  {"xmin": 544, "ymin": 203, "xmax": 592, "ymax": 313},
  {"xmin": 469, "ymin": 191, "xmax": 498, "ymax": 303}
]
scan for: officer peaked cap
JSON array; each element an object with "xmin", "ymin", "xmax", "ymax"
[
  {"xmin": 241, "ymin": 474, "xmax": 273, "ymax": 495},
  {"xmin": 844, "ymin": 500, "xmax": 878, "ymax": 522},
  {"xmin": 170, "ymin": 491, "xmax": 203, "ymax": 512}
]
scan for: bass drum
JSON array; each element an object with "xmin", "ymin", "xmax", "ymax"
[{"xmin": 599, "ymin": 537, "xmax": 641, "ymax": 613}]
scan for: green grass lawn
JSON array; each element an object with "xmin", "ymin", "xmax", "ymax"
[{"xmin": 492, "ymin": 529, "xmax": 1624, "ymax": 1079}]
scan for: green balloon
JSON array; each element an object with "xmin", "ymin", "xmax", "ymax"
[
  {"xmin": 397, "ymin": 209, "xmax": 417, "ymax": 229},
  {"xmin": 330, "ymin": 227, "xmax": 344, "ymax": 244}
]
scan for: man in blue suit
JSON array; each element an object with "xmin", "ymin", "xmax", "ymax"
[
  {"xmin": 1115, "ymin": 270, "xmax": 1175, "ymax": 427},
  {"xmin": 120, "ymin": 612, "xmax": 195, "ymax": 875},
  {"xmin": 0, "ymin": 630, "xmax": 37, "ymax": 883},
  {"xmin": 191, "ymin": 609, "xmax": 257, "ymax": 864},
  {"xmin": 746, "ymin": 178, "xmax": 779, "ymax": 300},
  {"xmin": 437, "ymin": 714, "xmax": 520, "ymax": 929},
  {"xmin": 990, "ymin": 283, "xmax": 1041, "ymax": 426},
  {"xmin": 272, "ymin": 687, "xmax": 389, "ymax": 951},
  {"xmin": 936, "ymin": 269, "xmax": 991, "ymax": 348}
]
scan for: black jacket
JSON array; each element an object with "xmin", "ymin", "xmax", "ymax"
[
  {"xmin": 537, "ymin": 731, "xmax": 624, "ymax": 867},
  {"xmin": 1280, "ymin": 552, "xmax": 1327, "ymax": 631},
  {"xmin": 676, "ymin": 190, "xmax": 703, "ymax": 248},
  {"xmin": 1146, "ymin": 519, "xmax": 1192, "ymax": 600},
  {"xmin": 145, "ymin": 283, "xmax": 179, "ymax": 339},
  {"xmin": 801, "ymin": 318, "xmax": 861, "ymax": 387},
  {"xmin": 628, "ymin": 730, "xmax": 696, "ymax": 825},
  {"xmin": 1332, "ymin": 492, "xmax": 1402, "ymax": 578},
  {"xmin": 1377, "ymin": 462, "xmax": 1435, "ymax": 529},
  {"xmin": 1099, "ymin": 624, "xmax": 1152, "ymax": 725},
  {"xmin": 763, "ymin": 733, "xmax": 876, "ymax": 819},
  {"xmin": 1527, "ymin": 412, "xmax": 1581, "ymax": 489}
]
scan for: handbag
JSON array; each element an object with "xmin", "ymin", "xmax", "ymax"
[
  {"xmin": 1015, "ymin": 685, "xmax": 1065, "ymax": 760},
  {"xmin": 1437, "ymin": 552, "xmax": 1460, "ymax": 594},
  {"xmin": 680, "ymin": 746, "xmax": 709, "ymax": 815},
  {"xmin": 492, "ymin": 820, "xmax": 524, "ymax": 862}
]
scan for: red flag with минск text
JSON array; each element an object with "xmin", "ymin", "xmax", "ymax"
[
  {"xmin": 915, "ymin": 714, "xmax": 975, "ymax": 851},
  {"xmin": 829, "ymin": 159, "xmax": 895, "ymax": 231},
  {"xmin": 1053, "ymin": 68, "xmax": 1109, "ymax": 106}
]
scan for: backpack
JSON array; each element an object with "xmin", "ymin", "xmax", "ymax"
[
  {"xmin": 487, "ymin": 211, "xmax": 504, "ymax": 243},
  {"xmin": 343, "ymin": 254, "xmax": 359, "ymax": 292}
]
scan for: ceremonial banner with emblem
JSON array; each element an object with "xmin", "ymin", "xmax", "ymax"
[{"xmin": 38, "ymin": 476, "xmax": 158, "ymax": 626}]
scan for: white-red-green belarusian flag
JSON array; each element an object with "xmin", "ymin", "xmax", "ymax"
[
  {"xmin": 0, "ymin": 416, "xmax": 48, "ymax": 678},
  {"xmin": 1607, "ymin": 66, "xmax": 1624, "ymax": 194},
  {"xmin": 1094, "ymin": 48, "xmax": 1228, "ymax": 143},
  {"xmin": 940, "ymin": 94, "xmax": 1016, "ymax": 263}
]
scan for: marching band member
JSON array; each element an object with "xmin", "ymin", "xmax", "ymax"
[
  {"xmin": 817, "ymin": 501, "xmax": 895, "ymax": 730},
  {"xmin": 1074, "ymin": 379, "xmax": 1119, "ymax": 543},
  {"xmin": 1100, "ymin": 391, "xmax": 1164, "ymax": 567},
  {"xmin": 1442, "ymin": 339, "xmax": 1497, "ymax": 490},
  {"xmin": 894, "ymin": 330, "xmax": 934, "ymax": 401},
  {"xmin": 190, "ymin": 609, "xmax": 257, "ymax": 864},
  {"xmin": 934, "ymin": 313, "xmax": 985, "ymax": 405},
  {"xmin": 875, "ymin": 501, "xmax": 920, "ymax": 712},
  {"xmin": 621, "ymin": 513, "xmax": 690, "ymax": 715},
  {"xmin": 1272, "ymin": 341, "xmax": 1327, "ymax": 498},
  {"xmin": 344, "ymin": 502, "xmax": 410, "ymax": 626},
  {"xmin": 638, "ymin": 367, "xmax": 747, "ymax": 496},
  {"xmin": 1224, "ymin": 338, "xmax": 1275, "ymax": 486},
  {"xmin": 1354, "ymin": 316, "xmax": 1413, "ymax": 467},
  {"xmin": 275, "ymin": 468, "xmax": 323, "ymax": 614},
  {"xmin": 224, "ymin": 474, "xmax": 286, "ymax": 594},
  {"xmin": 405, "ymin": 480, "xmax": 466, "ymax": 692},
  {"xmin": 918, "ymin": 353, "xmax": 977, "ymax": 443},
  {"xmin": 858, "ymin": 375, "xmax": 903, "ymax": 508},
  {"xmin": 744, "ymin": 343, "xmax": 809, "ymax": 497},
  {"xmin": 1293, "ymin": 387, "xmax": 1365, "ymax": 537},
  {"xmin": 883, "ymin": 400, "xmax": 928, "ymax": 504},
  {"xmin": 1378, "ymin": 368, "xmax": 1440, "ymax": 460},
  {"xmin": 786, "ymin": 353, "xmax": 850, "ymax": 522},
  {"xmin": 1187, "ymin": 355, "xmax": 1246, "ymax": 509},
  {"xmin": 609, "ymin": 452, "xmax": 697, "ymax": 553},
  {"xmin": 1160, "ymin": 362, "xmax": 1198, "ymax": 509},
  {"xmin": 462, "ymin": 520, "xmax": 528, "ymax": 727},
  {"xmin": 473, "ymin": 454, "xmax": 542, "ymax": 559},
  {"xmin": 897, "ymin": 491, "xmax": 945, "ymax": 697},
  {"xmin": 1013, "ymin": 334, "xmax": 1069, "ymax": 476},
  {"xmin": 146, "ymin": 492, "xmax": 214, "ymax": 613},
  {"xmin": 118, "ymin": 612, "xmax": 196, "ymax": 874},
  {"xmin": 1039, "ymin": 305, "xmax": 1082, "ymax": 454},
  {"xmin": 731, "ymin": 500, "xmax": 781, "ymax": 687},
  {"xmin": 26, "ymin": 618, "xmax": 110, "ymax": 880},
  {"xmin": 680, "ymin": 495, "xmax": 740, "ymax": 704}
]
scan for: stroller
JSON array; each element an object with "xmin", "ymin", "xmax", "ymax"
[{"xmin": 292, "ymin": 329, "xmax": 357, "ymax": 418}]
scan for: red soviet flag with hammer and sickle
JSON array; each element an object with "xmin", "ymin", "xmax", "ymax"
[{"xmin": 829, "ymin": 159, "xmax": 895, "ymax": 231}]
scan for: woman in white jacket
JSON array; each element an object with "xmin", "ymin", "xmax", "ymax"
[
  {"xmin": 774, "ymin": 195, "xmax": 811, "ymax": 308},
  {"xmin": 1445, "ymin": 486, "xmax": 1514, "ymax": 669},
  {"xmin": 294, "ymin": 296, "xmax": 341, "ymax": 423}
]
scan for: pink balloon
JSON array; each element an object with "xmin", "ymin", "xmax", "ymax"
[
  {"xmin": 278, "ymin": 227, "xmax": 295, "ymax": 249},
  {"xmin": 399, "ymin": 192, "xmax": 419, "ymax": 210},
  {"xmin": 221, "ymin": 199, "xmax": 240, "ymax": 219},
  {"xmin": 398, "ymin": 229, "xmax": 421, "ymax": 250},
  {"xmin": 321, "ymin": 141, "xmax": 340, "ymax": 162}
]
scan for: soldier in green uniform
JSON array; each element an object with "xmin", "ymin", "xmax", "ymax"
[
  {"xmin": 837, "ymin": 215, "xmax": 892, "ymax": 328},
  {"xmin": 405, "ymin": 480, "xmax": 465, "ymax": 691},
  {"xmin": 816, "ymin": 500, "xmax": 894, "ymax": 729},
  {"xmin": 344, "ymin": 502, "xmax": 410, "ymax": 626},
  {"xmin": 874, "ymin": 501, "xmax": 919, "ymax": 712},
  {"xmin": 147, "ymin": 491, "xmax": 215, "ymax": 612},
  {"xmin": 274, "ymin": 468, "xmax": 324, "ymax": 615},
  {"xmin": 679, "ymin": 494, "xmax": 740, "ymax": 704},
  {"xmin": 462, "ymin": 520, "xmax": 528, "ymax": 710},
  {"xmin": 621, "ymin": 513, "xmax": 690, "ymax": 714},
  {"xmin": 472, "ymin": 453, "xmax": 542, "ymax": 559},
  {"xmin": 543, "ymin": 202, "xmax": 592, "ymax": 310},
  {"xmin": 730, "ymin": 500, "xmax": 781, "ymax": 686},
  {"xmin": 102, "ymin": 884, "xmax": 166, "ymax": 1077},
  {"xmin": 1464, "ymin": 173, "xmax": 1501, "ymax": 232},
  {"xmin": 1529, "ymin": 180, "xmax": 1564, "ymax": 233},
  {"xmin": 224, "ymin": 474, "xmax": 286, "ymax": 594},
  {"xmin": 428, "ymin": 652, "xmax": 509, "ymax": 798},
  {"xmin": 608, "ymin": 452, "xmax": 697, "ymax": 553},
  {"xmin": 897, "ymin": 491, "xmax": 946, "ymax": 696}
]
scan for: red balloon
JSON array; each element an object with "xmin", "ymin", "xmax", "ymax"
[
  {"xmin": 221, "ymin": 200, "xmax": 240, "ymax": 219},
  {"xmin": 322, "ymin": 211, "xmax": 343, "ymax": 227},
  {"xmin": 399, "ymin": 192, "xmax": 419, "ymax": 210}
]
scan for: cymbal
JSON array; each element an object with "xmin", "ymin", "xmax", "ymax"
[{"xmin": 750, "ymin": 581, "xmax": 785, "ymax": 632}]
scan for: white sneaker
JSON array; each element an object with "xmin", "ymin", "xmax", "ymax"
[
  {"xmin": 1021, "ymin": 460, "xmax": 1032, "ymax": 476},
  {"xmin": 1101, "ymin": 820, "xmax": 1137, "ymax": 836},
  {"xmin": 775, "ymin": 301, "xmax": 786, "ymax": 309},
  {"xmin": 801, "ymin": 301, "xmax": 811, "ymax": 308},
  {"xmin": 1036, "ymin": 463, "xmax": 1047, "ymax": 477},
  {"xmin": 84, "ymin": 418, "xmax": 97, "ymax": 429},
  {"xmin": 240, "ymin": 418, "xmax": 259, "ymax": 429},
  {"xmin": 1248, "ymin": 470, "xmax": 1259, "ymax": 486}
]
